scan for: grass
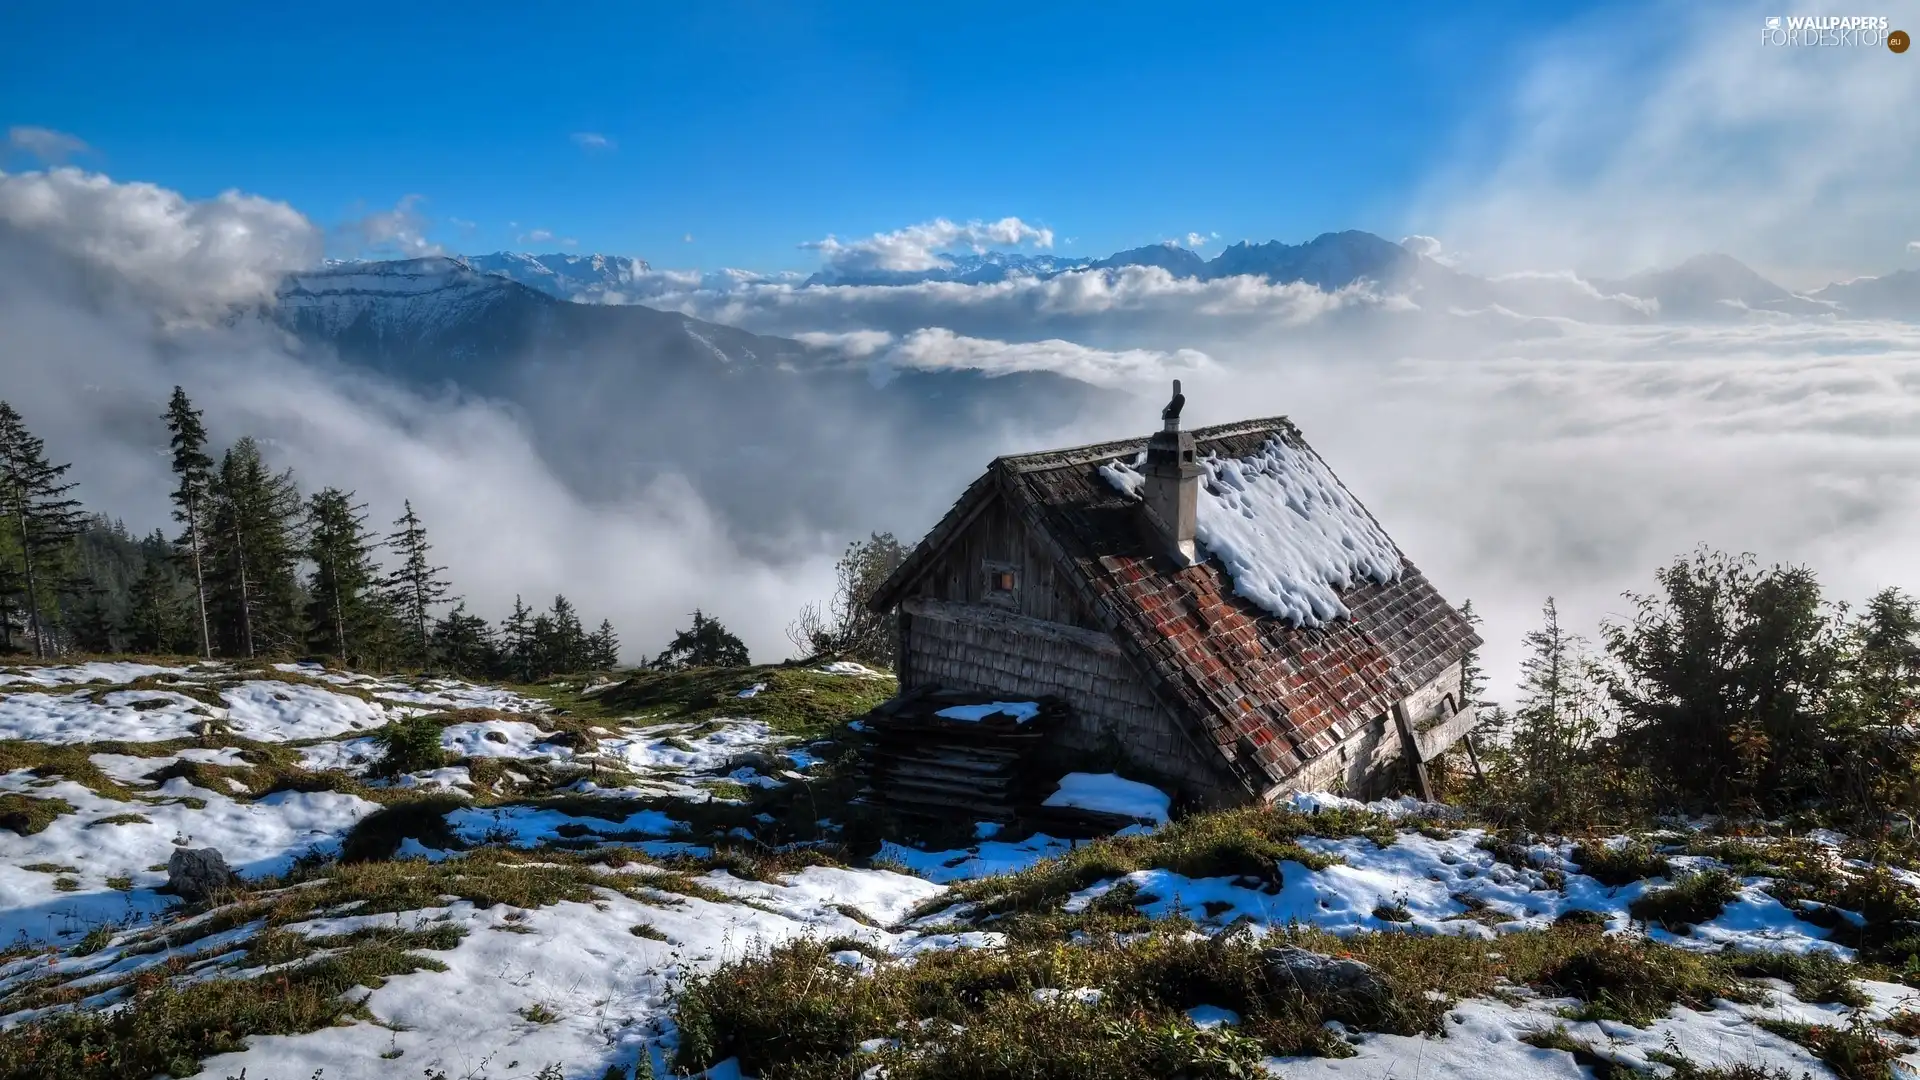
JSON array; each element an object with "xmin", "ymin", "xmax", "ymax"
[
  {"xmin": 0, "ymin": 926, "xmax": 464, "ymax": 1080},
  {"xmin": 516, "ymin": 663, "xmax": 896, "ymax": 740},
  {"xmin": 0, "ymin": 793, "xmax": 75, "ymax": 835},
  {"xmin": 89, "ymin": 813, "xmax": 153, "ymax": 827},
  {"xmin": 1571, "ymin": 838, "xmax": 1673, "ymax": 886},
  {"xmin": 671, "ymin": 918, "xmax": 1766, "ymax": 1079},
  {"xmin": 921, "ymin": 804, "xmax": 1394, "ymax": 928},
  {"xmin": 1629, "ymin": 869, "xmax": 1742, "ymax": 930},
  {"xmin": 1724, "ymin": 948, "xmax": 1871, "ymax": 1006},
  {"xmin": 1757, "ymin": 1017, "xmax": 1909, "ymax": 1080},
  {"xmin": 337, "ymin": 793, "xmax": 469, "ymax": 862}
]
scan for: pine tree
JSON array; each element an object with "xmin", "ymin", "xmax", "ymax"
[
  {"xmin": 384, "ymin": 501, "xmax": 452, "ymax": 669},
  {"xmin": 305, "ymin": 488, "xmax": 388, "ymax": 666},
  {"xmin": 652, "ymin": 610, "xmax": 750, "ymax": 670},
  {"xmin": 529, "ymin": 614, "xmax": 556, "ymax": 678},
  {"xmin": 544, "ymin": 594, "xmax": 586, "ymax": 674},
  {"xmin": 126, "ymin": 540, "xmax": 190, "ymax": 654},
  {"xmin": 68, "ymin": 585, "xmax": 118, "ymax": 653},
  {"xmin": 500, "ymin": 595, "xmax": 535, "ymax": 682},
  {"xmin": 431, "ymin": 602, "xmax": 499, "ymax": 678},
  {"xmin": 0, "ymin": 402, "xmax": 86, "ymax": 658},
  {"xmin": 164, "ymin": 387, "xmax": 216, "ymax": 659},
  {"xmin": 588, "ymin": 619, "xmax": 620, "ymax": 669},
  {"xmin": 1456, "ymin": 599, "xmax": 1486, "ymax": 711},
  {"xmin": 205, "ymin": 437, "xmax": 304, "ymax": 658}
]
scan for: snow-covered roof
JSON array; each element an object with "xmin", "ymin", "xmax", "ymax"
[{"xmin": 1097, "ymin": 435, "xmax": 1402, "ymax": 628}]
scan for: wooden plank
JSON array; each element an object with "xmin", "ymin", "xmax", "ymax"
[
  {"xmin": 902, "ymin": 596, "xmax": 1123, "ymax": 656},
  {"xmin": 1391, "ymin": 700, "xmax": 1433, "ymax": 801}
]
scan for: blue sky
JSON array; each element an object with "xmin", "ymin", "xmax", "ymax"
[{"xmin": 4, "ymin": 0, "xmax": 1630, "ymax": 270}]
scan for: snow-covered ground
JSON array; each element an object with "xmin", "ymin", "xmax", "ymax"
[{"xmin": 1, "ymin": 658, "xmax": 1916, "ymax": 1079}]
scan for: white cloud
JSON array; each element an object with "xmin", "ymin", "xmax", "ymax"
[
  {"xmin": 1908, "ymin": 240, "xmax": 1920, "ymax": 253},
  {"xmin": 878, "ymin": 328, "xmax": 1213, "ymax": 388},
  {"xmin": 802, "ymin": 216, "xmax": 1054, "ymax": 274},
  {"xmin": 337, "ymin": 194, "xmax": 442, "ymax": 259},
  {"xmin": 797, "ymin": 327, "xmax": 1213, "ymax": 387},
  {"xmin": 7, "ymin": 126, "xmax": 90, "ymax": 163},
  {"xmin": 1401, "ymin": 235, "xmax": 1442, "ymax": 258},
  {"xmin": 518, "ymin": 228, "xmax": 554, "ymax": 245},
  {"xmin": 571, "ymin": 132, "xmax": 615, "ymax": 152},
  {"xmin": 0, "ymin": 173, "xmax": 845, "ymax": 664},
  {"xmin": 0, "ymin": 166, "xmax": 320, "ymax": 317},
  {"xmin": 683, "ymin": 233, "xmax": 694, "ymax": 243},
  {"xmin": 1422, "ymin": 3, "xmax": 1920, "ymax": 283},
  {"xmin": 1184, "ymin": 231, "xmax": 1219, "ymax": 249}
]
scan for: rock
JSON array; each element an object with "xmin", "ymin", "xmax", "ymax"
[
  {"xmin": 167, "ymin": 847, "xmax": 238, "ymax": 902},
  {"xmin": 1262, "ymin": 946, "xmax": 1393, "ymax": 1013}
]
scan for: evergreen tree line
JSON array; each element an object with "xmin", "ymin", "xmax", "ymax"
[
  {"xmin": 0, "ymin": 391, "xmax": 622, "ymax": 679},
  {"xmin": 1453, "ymin": 548, "xmax": 1920, "ymax": 832}
]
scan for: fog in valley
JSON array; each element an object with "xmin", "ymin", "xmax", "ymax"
[{"xmin": 3, "ymin": 4, "xmax": 1917, "ymax": 698}]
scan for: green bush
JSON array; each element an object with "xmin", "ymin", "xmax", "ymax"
[
  {"xmin": 1630, "ymin": 870, "xmax": 1742, "ymax": 930},
  {"xmin": 372, "ymin": 713, "xmax": 446, "ymax": 777}
]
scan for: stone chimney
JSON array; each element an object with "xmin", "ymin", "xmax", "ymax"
[{"xmin": 1141, "ymin": 380, "xmax": 1199, "ymax": 566}]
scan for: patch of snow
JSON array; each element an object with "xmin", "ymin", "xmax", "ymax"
[
  {"xmin": 445, "ymin": 804, "xmax": 685, "ymax": 848},
  {"xmin": 0, "ymin": 690, "xmax": 208, "ymax": 743},
  {"xmin": 598, "ymin": 720, "xmax": 779, "ymax": 775},
  {"xmin": 440, "ymin": 720, "xmax": 570, "ymax": 760},
  {"xmin": 221, "ymin": 682, "xmax": 389, "ymax": 741},
  {"xmin": 1043, "ymin": 773, "xmax": 1170, "ymax": 824},
  {"xmin": 1186, "ymin": 1004, "xmax": 1240, "ymax": 1029},
  {"xmin": 1099, "ymin": 436, "xmax": 1402, "ymax": 627},
  {"xmin": 0, "ymin": 773, "xmax": 377, "ymax": 944},
  {"xmin": 817, "ymin": 661, "xmax": 888, "ymax": 678},
  {"xmin": 879, "ymin": 833, "xmax": 1074, "ymax": 884},
  {"xmin": 736, "ymin": 683, "xmax": 767, "ymax": 698},
  {"xmin": 0, "ymin": 662, "xmax": 198, "ymax": 687},
  {"xmin": 934, "ymin": 701, "xmax": 1041, "ymax": 723},
  {"xmin": 1032, "ymin": 986, "xmax": 1103, "ymax": 1005}
]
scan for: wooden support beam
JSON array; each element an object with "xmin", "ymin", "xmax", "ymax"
[{"xmin": 1392, "ymin": 700, "xmax": 1434, "ymax": 802}]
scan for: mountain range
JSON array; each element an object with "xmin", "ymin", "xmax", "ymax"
[{"xmin": 423, "ymin": 233, "xmax": 1920, "ymax": 323}]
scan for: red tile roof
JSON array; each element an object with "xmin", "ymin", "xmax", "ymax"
[{"xmin": 872, "ymin": 417, "xmax": 1481, "ymax": 794}]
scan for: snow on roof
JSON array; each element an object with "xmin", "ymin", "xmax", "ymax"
[{"xmin": 1099, "ymin": 435, "xmax": 1401, "ymax": 627}]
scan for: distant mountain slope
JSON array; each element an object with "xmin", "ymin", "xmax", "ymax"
[
  {"xmin": 269, "ymin": 257, "xmax": 1124, "ymax": 553},
  {"xmin": 1203, "ymin": 230, "xmax": 1418, "ymax": 289},
  {"xmin": 441, "ymin": 237, "xmax": 1917, "ymax": 323},
  {"xmin": 275, "ymin": 256, "xmax": 812, "ymax": 384},
  {"xmin": 1808, "ymin": 268, "xmax": 1920, "ymax": 319},
  {"xmin": 463, "ymin": 251, "xmax": 653, "ymax": 303},
  {"xmin": 1592, "ymin": 253, "xmax": 1830, "ymax": 319}
]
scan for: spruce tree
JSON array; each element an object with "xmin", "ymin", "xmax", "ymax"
[
  {"xmin": 1456, "ymin": 599, "xmax": 1486, "ymax": 711},
  {"xmin": 544, "ymin": 594, "xmax": 586, "ymax": 674},
  {"xmin": 206, "ymin": 437, "xmax": 304, "ymax": 658},
  {"xmin": 126, "ymin": 540, "xmax": 190, "ymax": 654},
  {"xmin": 305, "ymin": 487, "xmax": 387, "ymax": 666},
  {"xmin": 588, "ymin": 619, "xmax": 620, "ymax": 669},
  {"xmin": 164, "ymin": 387, "xmax": 215, "ymax": 658},
  {"xmin": 652, "ymin": 610, "xmax": 750, "ymax": 670},
  {"xmin": 500, "ymin": 595, "xmax": 535, "ymax": 682},
  {"xmin": 384, "ymin": 501, "xmax": 452, "ymax": 669},
  {"xmin": 0, "ymin": 402, "xmax": 86, "ymax": 658},
  {"xmin": 431, "ymin": 602, "xmax": 499, "ymax": 678}
]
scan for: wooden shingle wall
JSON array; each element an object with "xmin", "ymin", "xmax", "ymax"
[{"xmin": 899, "ymin": 601, "xmax": 1239, "ymax": 804}]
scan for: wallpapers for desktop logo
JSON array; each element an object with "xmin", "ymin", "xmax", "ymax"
[{"xmin": 1761, "ymin": 14, "xmax": 1906, "ymax": 49}]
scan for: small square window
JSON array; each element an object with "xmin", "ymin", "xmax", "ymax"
[{"xmin": 982, "ymin": 561, "xmax": 1019, "ymax": 607}]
